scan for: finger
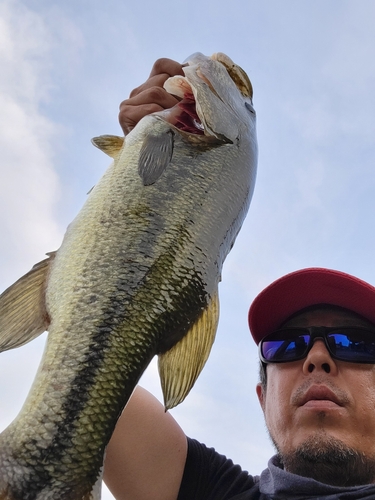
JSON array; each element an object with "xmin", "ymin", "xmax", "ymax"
[
  {"xmin": 130, "ymin": 73, "xmax": 181, "ymax": 99},
  {"xmin": 119, "ymin": 86, "xmax": 181, "ymax": 135},
  {"xmin": 129, "ymin": 60, "xmax": 184, "ymax": 98},
  {"xmin": 119, "ymin": 103, "xmax": 165, "ymax": 135},
  {"xmin": 125, "ymin": 85, "xmax": 180, "ymax": 109},
  {"xmin": 118, "ymin": 58, "xmax": 184, "ymax": 135},
  {"xmin": 148, "ymin": 58, "xmax": 184, "ymax": 78}
]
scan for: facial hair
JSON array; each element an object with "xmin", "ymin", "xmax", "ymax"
[{"xmin": 277, "ymin": 432, "xmax": 375, "ymax": 487}]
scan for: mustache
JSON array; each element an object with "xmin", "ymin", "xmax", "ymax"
[{"xmin": 291, "ymin": 376, "xmax": 351, "ymax": 407}]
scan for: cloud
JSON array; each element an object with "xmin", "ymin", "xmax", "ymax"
[
  {"xmin": 2, "ymin": 3, "xmax": 375, "ymax": 499},
  {"xmin": 0, "ymin": 0, "xmax": 66, "ymax": 287}
]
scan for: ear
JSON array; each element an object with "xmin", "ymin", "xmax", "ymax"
[{"xmin": 256, "ymin": 383, "xmax": 266, "ymax": 412}]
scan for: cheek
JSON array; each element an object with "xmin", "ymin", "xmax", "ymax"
[
  {"xmin": 263, "ymin": 367, "xmax": 295, "ymax": 440},
  {"xmin": 340, "ymin": 370, "xmax": 375, "ymax": 453},
  {"xmin": 347, "ymin": 366, "xmax": 375, "ymax": 405},
  {"xmin": 351, "ymin": 374, "xmax": 375, "ymax": 432}
]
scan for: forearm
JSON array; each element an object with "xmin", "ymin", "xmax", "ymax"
[{"xmin": 103, "ymin": 386, "xmax": 187, "ymax": 500}]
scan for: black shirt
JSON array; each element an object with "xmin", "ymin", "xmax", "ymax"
[
  {"xmin": 177, "ymin": 438, "xmax": 375, "ymax": 499},
  {"xmin": 178, "ymin": 438, "xmax": 260, "ymax": 500}
]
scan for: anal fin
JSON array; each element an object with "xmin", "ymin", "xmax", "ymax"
[
  {"xmin": 0, "ymin": 252, "xmax": 56, "ymax": 352},
  {"xmin": 158, "ymin": 291, "xmax": 219, "ymax": 410}
]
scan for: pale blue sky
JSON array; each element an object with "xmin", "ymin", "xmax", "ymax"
[{"xmin": 1, "ymin": 1, "xmax": 375, "ymax": 498}]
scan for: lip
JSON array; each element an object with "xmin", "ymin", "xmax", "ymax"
[{"xmin": 298, "ymin": 385, "xmax": 344, "ymax": 408}]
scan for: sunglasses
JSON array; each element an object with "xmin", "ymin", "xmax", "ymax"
[{"xmin": 259, "ymin": 326, "xmax": 375, "ymax": 364}]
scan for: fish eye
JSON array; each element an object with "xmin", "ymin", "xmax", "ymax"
[
  {"xmin": 245, "ymin": 102, "xmax": 256, "ymax": 115},
  {"xmin": 211, "ymin": 53, "xmax": 253, "ymax": 98}
]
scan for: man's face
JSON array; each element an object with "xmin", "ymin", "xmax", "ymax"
[{"xmin": 256, "ymin": 307, "xmax": 375, "ymax": 483}]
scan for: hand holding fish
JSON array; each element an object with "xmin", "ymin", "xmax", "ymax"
[{"xmin": 119, "ymin": 58, "xmax": 184, "ymax": 134}]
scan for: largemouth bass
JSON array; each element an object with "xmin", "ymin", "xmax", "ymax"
[{"xmin": 0, "ymin": 52, "xmax": 257, "ymax": 499}]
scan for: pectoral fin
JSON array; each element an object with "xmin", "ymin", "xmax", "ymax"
[
  {"xmin": 138, "ymin": 129, "xmax": 174, "ymax": 185},
  {"xmin": 91, "ymin": 135, "xmax": 125, "ymax": 159},
  {"xmin": 158, "ymin": 291, "xmax": 219, "ymax": 410},
  {"xmin": 0, "ymin": 252, "xmax": 56, "ymax": 352}
]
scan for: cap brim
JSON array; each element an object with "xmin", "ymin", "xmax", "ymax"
[{"xmin": 248, "ymin": 267, "xmax": 375, "ymax": 344}]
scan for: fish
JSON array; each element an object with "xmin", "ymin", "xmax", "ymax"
[{"xmin": 0, "ymin": 52, "xmax": 257, "ymax": 499}]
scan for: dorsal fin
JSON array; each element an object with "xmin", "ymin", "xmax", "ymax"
[
  {"xmin": 0, "ymin": 252, "xmax": 56, "ymax": 352},
  {"xmin": 91, "ymin": 135, "xmax": 125, "ymax": 159}
]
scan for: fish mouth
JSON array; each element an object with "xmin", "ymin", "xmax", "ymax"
[
  {"xmin": 161, "ymin": 52, "xmax": 253, "ymax": 139},
  {"xmin": 162, "ymin": 75, "xmax": 205, "ymax": 135}
]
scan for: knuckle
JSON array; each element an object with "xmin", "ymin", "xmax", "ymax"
[
  {"xmin": 147, "ymin": 86, "xmax": 166, "ymax": 101},
  {"xmin": 151, "ymin": 58, "xmax": 171, "ymax": 74},
  {"xmin": 118, "ymin": 104, "xmax": 131, "ymax": 124},
  {"xmin": 119, "ymin": 99, "xmax": 128, "ymax": 111},
  {"xmin": 118, "ymin": 113, "xmax": 132, "ymax": 135},
  {"xmin": 129, "ymin": 86, "xmax": 141, "ymax": 98}
]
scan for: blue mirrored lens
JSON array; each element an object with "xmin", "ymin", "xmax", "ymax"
[
  {"xmin": 262, "ymin": 335, "xmax": 310, "ymax": 362},
  {"xmin": 328, "ymin": 332, "xmax": 375, "ymax": 362}
]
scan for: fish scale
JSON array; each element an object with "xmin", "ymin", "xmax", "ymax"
[{"xmin": 0, "ymin": 52, "xmax": 257, "ymax": 498}]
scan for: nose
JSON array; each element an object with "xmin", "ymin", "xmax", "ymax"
[{"xmin": 302, "ymin": 338, "xmax": 338, "ymax": 375}]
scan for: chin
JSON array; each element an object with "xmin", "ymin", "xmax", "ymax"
[{"xmin": 277, "ymin": 433, "xmax": 375, "ymax": 487}]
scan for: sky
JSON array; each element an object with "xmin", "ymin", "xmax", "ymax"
[{"xmin": 1, "ymin": 0, "xmax": 375, "ymax": 497}]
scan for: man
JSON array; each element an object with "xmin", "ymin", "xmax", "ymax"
[{"xmin": 103, "ymin": 59, "xmax": 375, "ymax": 499}]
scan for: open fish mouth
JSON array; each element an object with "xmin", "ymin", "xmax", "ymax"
[
  {"xmin": 161, "ymin": 52, "xmax": 254, "ymax": 138},
  {"xmin": 162, "ymin": 75, "xmax": 205, "ymax": 135}
]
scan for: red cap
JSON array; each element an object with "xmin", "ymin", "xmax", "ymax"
[{"xmin": 248, "ymin": 268, "xmax": 375, "ymax": 344}]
